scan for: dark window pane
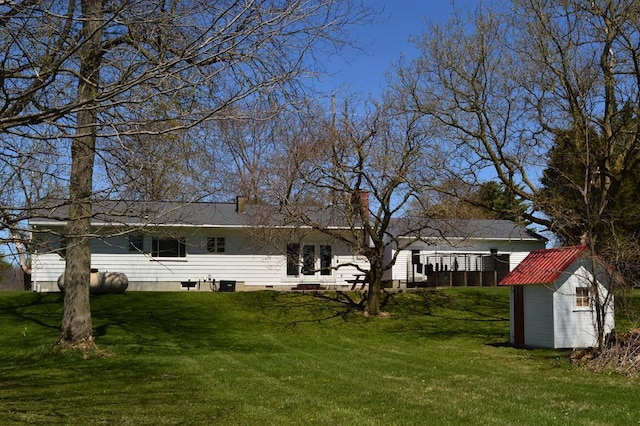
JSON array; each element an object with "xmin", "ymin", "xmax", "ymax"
[
  {"xmin": 302, "ymin": 245, "xmax": 315, "ymax": 275},
  {"xmin": 59, "ymin": 235, "xmax": 67, "ymax": 258},
  {"xmin": 320, "ymin": 245, "xmax": 332, "ymax": 275},
  {"xmin": 128, "ymin": 233, "xmax": 144, "ymax": 252},
  {"xmin": 286, "ymin": 243, "xmax": 300, "ymax": 276},
  {"xmin": 207, "ymin": 237, "xmax": 226, "ymax": 253},
  {"xmin": 152, "ymin": 238, "xmax": 185, "ymax": 257}
]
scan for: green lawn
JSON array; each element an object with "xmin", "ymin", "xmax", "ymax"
[{"xmin": 1, "ymin": 288, "xmax": 639, "ymax": 425}]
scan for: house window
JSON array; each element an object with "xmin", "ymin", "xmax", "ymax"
[
  {"xmin": 206, "ymin": 237, "xmax": 225, "ymax": 253},
  {"xmin": 287, "ymin": 243, "xmax": 332, "ymax": 276},
  {"xmin": 287, "ymin": 243, "xmax": 300, "ymax": 276},
  {"xmin": 128, "ymin": 233, "xmax": 144, "ymax": 252},
  {"xmin": 576, "ymin": 287, "xmax": 590, "ymax": 307},
  {"xmin": 320, "ymin": 245, "xmax": 332, "ymax": 275},
  {"xmin": 302, "ymin": 245, "xmax": 315, "ymax": 275},
  {"xmin": 152, "ymin": 237, "xmax": 186, "ymax": 258}
]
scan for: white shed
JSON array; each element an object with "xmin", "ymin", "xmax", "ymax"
[{"xmin": 499, "ymin": 245, "xmax": 616, "ymax": 349}]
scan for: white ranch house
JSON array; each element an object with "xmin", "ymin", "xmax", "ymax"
[
  {"xmin": 30, "ymin": 199, "xmax": 546, "ymax": 292},
  {"xmin": 31, "ymin": 198, "xmax": 369, "ymax": 292}
]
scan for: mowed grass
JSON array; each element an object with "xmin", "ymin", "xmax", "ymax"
[{"xmin": 1, "ymin": 287, "xmax": 639, "ymax": 425}]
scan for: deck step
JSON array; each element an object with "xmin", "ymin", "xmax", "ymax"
[{"xmin": 291, "ymin": 284, "xmax": 326, "ymax": 291}]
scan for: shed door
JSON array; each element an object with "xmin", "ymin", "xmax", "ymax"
[{"xmin": 513, "ymin": 286, "xmax": 525, "ymax": 347}]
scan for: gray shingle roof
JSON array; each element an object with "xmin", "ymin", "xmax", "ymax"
[
  {"xmin": 30, "ymin": 200, "xmax": 265, "ymax": 227},
  {"xmin": 30, "ymin": 200, "xmax": 545, "ymax": 242},
  {"xmin": 390, "ymin": 218, "xmax": 545, "ymax": 241},
  {"xmin": 28, "ymin": 199, "xmax": 350, "ymax": 228}
]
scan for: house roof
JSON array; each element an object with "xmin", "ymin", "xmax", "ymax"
[
  {"xmin": 30, "ymin": 200, "xmax": 249, "ymax": 227},
  {"xmin": 29, "ymin": 200, "xmax": 547, "ymax": 243},
  {"xmin": 498, "ymin": 245, "xmax": 588, "ymax": 286},
  {"xmin": 390, "ymin": 218, "xmax": 545, "ymax": 242},
  {"xmin": 28, "ymin": 199, "xmax": 357, "ymax": 229}
]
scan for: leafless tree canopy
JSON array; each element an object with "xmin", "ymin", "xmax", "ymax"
[
  {"xmin": 250, "ymin": 98, "xmax": 438, "ymax": 315},
  {"xmin": 1, "ymin": 0, "xmax": 363, "ymax": 129},
  {"xmin": 393, "ymin": 0, "xmax": 640, "ymax": 250},
  {"xmin": 392, "ymin": 0, "xmax": 640, "ymax": 346},
  {"xmin": 0, "ymin": 0, "xmax": 369, "ymax": 346},
  {"xmin": 0, "ymin": 0, "xmax": 369, "ymax": 255}
]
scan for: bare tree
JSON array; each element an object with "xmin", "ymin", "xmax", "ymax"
[
  {"xmin": 0, "ymin": 141, "xmax": 67, "ymax": 290},
  {"xmin": 100, "ymin": 130, "xmax": 205, "ymax": 202},
  {"xmin": 265, "ymin": 99, "xmax": 436, "ymax": 315},
  {"xmin": 58, "ymin": 0, "xmax": 103, "ymax": 349},
  {"xmin": 393, "ymin": 0, "xmax": 640, "ymax": 346},
  {"xmin": 199, "ymin": 101, "xmax": 286, "ymax": 201},
  {"xmin": 0, "ymin": 0, "xmax": 369, "ymax": 350},
  {"xmin": 203, "ymin": 99, "xmax": 332, "ymax": 202}
]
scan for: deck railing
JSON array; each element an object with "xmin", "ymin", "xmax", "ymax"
[{"xmin": 406, "ymin": 252, "xmax": 510, "ymax": 287}]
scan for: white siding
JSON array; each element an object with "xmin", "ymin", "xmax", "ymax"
[
  {"xmin": 389, "ymin": 247, "xmax": 409, "ymax": 281},
  {"xmin": 32, "ymin": 227, "xmax": 370, "ymax": 291},
  {"xmin": 32, "ymin": 253, "xmax": 65, "ymax": 290},
  {"xmin": 522, "ymin": 285, "xmax": 555, "ymax": 348},
  {"xmin": 553, "ymin": 263, "xmax": 615, "ymax": 349}
]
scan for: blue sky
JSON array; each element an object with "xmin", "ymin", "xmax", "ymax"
[{"xmin": 317, "ymin": 0, "xmax": 475, "ymax": 98}]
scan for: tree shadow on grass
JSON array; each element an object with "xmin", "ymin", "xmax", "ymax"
[
  {"xmin": 0, "ymin": 292, "xmax": 64, "ymax": 332},
  {"xmin": 0, "ymin": 291, "xmax": 359, "ymax": 356},
  {"xmin": 386, "ymin": 288, "xmax": 512, "ymax": 342},
  {"xmin": 89, "ymin": 292, "xmax": 283, "ymax": 354},
  {"xmin": 91, "ymin": 291, "xmax": 368, "ymax": 353},
  {"xmin": 246, "ymin": 291, "xmax": 364, "ymax": 329},
  {"xmin": 1, "ymin": 289, "xmax": 514, "ymax": 357}
]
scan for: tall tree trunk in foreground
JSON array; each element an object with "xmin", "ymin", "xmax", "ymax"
[{"xmin": 57, "ymin": 0, "xmax": 102, "ymax": 349}]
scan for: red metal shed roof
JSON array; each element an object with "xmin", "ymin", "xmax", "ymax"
[{"xmin": 498, "ymin": 245, "xmax": 588, "ymax": 286}]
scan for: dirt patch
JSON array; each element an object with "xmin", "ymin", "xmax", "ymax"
[{"xmin": 53, "ymin": 338, "xmax": 112, "ymax": 359}]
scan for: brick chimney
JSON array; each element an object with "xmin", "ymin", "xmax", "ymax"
[
  {"xmin": 351, "ymin": 191, "xmax": 369, "ymax": 220},
  {"xmin": 236, "ymin": 196, "xmax": 247, "ymax": 213}
]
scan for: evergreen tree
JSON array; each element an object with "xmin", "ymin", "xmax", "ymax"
[{"xmin": 540, "ymin": 121, "xmax": 640, "ymax": 249}]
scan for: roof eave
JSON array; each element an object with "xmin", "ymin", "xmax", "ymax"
[{"xmin": 30, "ymin": 220, "xmax": 360, "ymax": 230}]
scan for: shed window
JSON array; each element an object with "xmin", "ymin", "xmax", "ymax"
[
  {"xmin": 576, "ymin": 287, "xmax": 590, "ymax": 307},
  {"xmin": 152, "ymin": 237, "xmax": 186, "ymax": 258}
]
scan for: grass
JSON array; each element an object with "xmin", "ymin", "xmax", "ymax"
[{"xmin": 1, "ymin": 287, "xmax": 639, "ymax": 425}]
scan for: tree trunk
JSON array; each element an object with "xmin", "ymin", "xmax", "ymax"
[
  {"xmin": 365, "ymin": 258, "xmax": 384, "ymax": 315},
  {"xmin": 22, "ymin": 271, "xmax": 31, "ymax": 291},
  {"xmin": 57, "ymin": 135, "xmax": 96, "ymax": 348},
  {"xmin": 58, "ymin": 223, "xmax": 93, "ymax": 345},
  {"xmin": 56, "ymin": 0, "xmax": 102, "ymax": 349},
  {"xmin": 366, "ymin": 276, "xmax": 382, "ymax": 315}
]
